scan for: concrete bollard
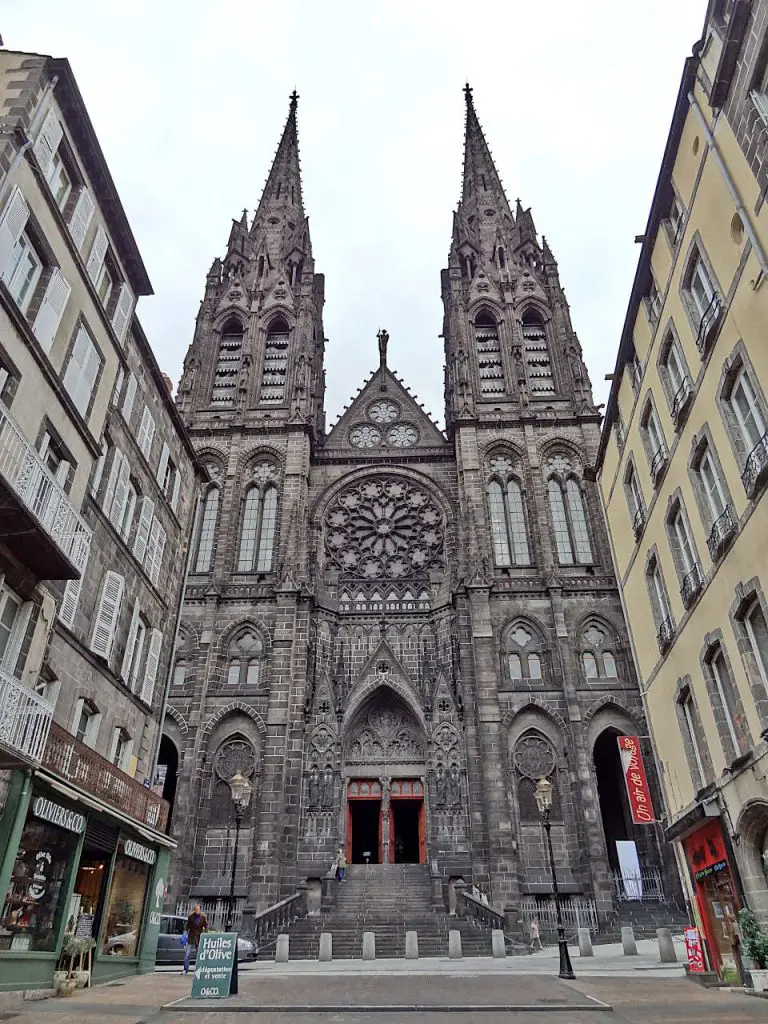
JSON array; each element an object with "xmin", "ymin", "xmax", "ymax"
[
  {"xmin": 621, "ymin": 925, "xmax": 638, "ymax": 956},
  {"xmin": 656, "ymin": 927, "xmax": 677, "ymax": 963},
  {"xmin": 491, "ymin": 929, "xmax": 506, "ymax": 958},
  {"xmin": 448, "ymin": 929, "xmax": 463, "ymax": 959},
  {"xmin": 578, "ymin": 928, "xmax": 593, "ymax": 957},
  {"xmin": 362, "ymin": 931, "xmax": 375, "ymax": 960},
  {"xmin": 275, "ymin": 933, "xmax": 289, "ymax": 963},
  {"xmin": 405, "ymin": 931, "xmax": 419, "ymax": 959},
  {"xmin": 319, "ymin": 932, "xmax": 332, "ymax": 962}
]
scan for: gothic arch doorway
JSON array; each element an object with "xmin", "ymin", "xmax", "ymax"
[
  {"xmin": 593, "ymin": 728, "xmax": 631, "ymax": 871},
  {"xmin": 157, "ymin": 734, "xmax": 179, "ymax": 826},
  {"xmin": 342, "ymin": 686, "xmax": 427, "ymax": 865}
]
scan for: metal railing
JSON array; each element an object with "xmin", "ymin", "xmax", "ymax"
[
  {"xmin": 42, "ymin": 722, "xmax": 169, "ymax": 830},
  {"xmin": 0, "ymin": 666, "xmax": 53, "ymax": 765},
  {"xmin": 695, "ymin": 294, "xmax": 722, "ymax": 353},
  {"xmin": 650, "ymin": 443, "xmax": 668, "ymax": 484},
  {"xmin": 176, "ymin": 898, "xmax": 244, "ymax": 932},
  {"xmin": 656, "ymin": 616, "xmax": 675, "ymax": 653},
  {"xmin": 612, "ymin": 867, "xmax": 665, "ymax": 903},
  {"xmin": 632, "ymin": 507, "xmax": 645, "ymax": 541},
  {"xmin": 742, "ymin": 431, "xmax": 768, "ymax": 498},
  {"xmin": 680, "ymin": 564, "xmax": 704, "ymax": 609},
  {"xmin": 0, "ymin": 401, "xmax": 91, "ymax": 573},
  {"xmin": 671, "ymin": 377, "xmax": 693, "ymax": 424},
  {"xmin": 519, "ymin": 896, "xmax": 598, "ymax": 940},
  {"xmin": 706, "ymin": 505, "xmax": 737, "ymax": 560}
]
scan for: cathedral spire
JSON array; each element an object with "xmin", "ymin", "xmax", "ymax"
[
  {"xmin": 460, "ymin": 84, "xmax": 513, "ymax": 222},
  {"xmin": 253, "ymin": 90, "xmax": 305, "ymax": 225}
]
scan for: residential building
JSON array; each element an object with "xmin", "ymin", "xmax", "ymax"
[
  {"xmin": 0, "ymin": 50, "xmax": 201, "ymax": 989},
  {"xmin": 595, "ymin": 0, "xmax": 768, "ymax": 981}
]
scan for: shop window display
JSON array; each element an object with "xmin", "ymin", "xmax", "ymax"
[
  {"xmin": 65, "ymin": 856, "xmax": 107, "ymax": 940},
  {"xmin": 102, "ymin": 854, "xmax": 150, "ymax": 957},
  {"xmin": 0, "ymin": 819, "xmax": 79, "ymax": 952}
]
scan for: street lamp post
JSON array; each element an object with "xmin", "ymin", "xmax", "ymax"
[
  {"xmin": 225, "ymin": 772, "xmax": 253, "ymax": 933},
  {"xmin": 534, "ymin": 776, "xmax": 575, "ymax": 980}
]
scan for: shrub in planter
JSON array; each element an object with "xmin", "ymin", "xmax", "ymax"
[{"xmin": 738, "ymin": 908, "xmax": 768, "ymax": 990}]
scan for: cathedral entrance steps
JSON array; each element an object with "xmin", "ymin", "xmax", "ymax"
[{"xmin": 599, "ymin": 901, "xmax": 690, "ymax": 941}]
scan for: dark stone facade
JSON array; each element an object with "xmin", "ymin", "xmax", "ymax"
[{"xmin": 165, "ymin": 89, "xmax": 669, "ymax": 925}]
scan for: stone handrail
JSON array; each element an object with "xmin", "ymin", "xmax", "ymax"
[
  {"xmin": 251, "ymin": 889, "xmax": 307, "ymax": 948},
  {"xmin": 455, "ymin": 884, "xmax": 506, "ymax": 931}
]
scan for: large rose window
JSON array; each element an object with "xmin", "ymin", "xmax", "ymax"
[{"xmin": 324, "ymin": 477, "xmax": 445, "ymax": 581}]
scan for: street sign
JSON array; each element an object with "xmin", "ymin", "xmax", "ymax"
[{"xmin": 190, "ymin": 932, "xmax": 239, "ymax": 999}]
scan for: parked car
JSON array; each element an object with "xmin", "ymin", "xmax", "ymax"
[{"xmin": 154, "ymin": 914, "xmax": 256, "ymax": 966}]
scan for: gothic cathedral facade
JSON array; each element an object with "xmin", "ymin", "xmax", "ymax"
[{"xmin": 165, "ymin": 88, "xmax": 667, "ymax": 927}]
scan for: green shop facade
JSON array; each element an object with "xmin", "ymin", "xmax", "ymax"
[{"xmin": 0, "ymin": 769, "xmax": 174, "ymax": 990}]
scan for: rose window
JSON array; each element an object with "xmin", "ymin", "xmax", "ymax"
[
  {"xmin": 349, "ymin": 425, "xmax": 382, "ymax": 448},
  {"xmin": 513, "ymin": 734, "xmax": 556, "ymax": 779},
  {"xmin": 386, "ymin": 424, "xmax": 419, "ymax": 447},
  {"xmin": 324, "ymin": 477, "xmax": 445, "ymax": 581},
  {"xmin": 368, "ymin": 400, "xmax": 399, "ymax": 424}
]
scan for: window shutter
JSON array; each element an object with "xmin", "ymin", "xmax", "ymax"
[
  {"xmin": 63, "ymin": 326, "xmax": 100, "ymax": 417},
  {"xmin": 137, "ymin": 407, "xmax": 156, "ymax": 460},
  {"xmin": 156, "ymin": 443, "xmax": 170, "ymax": 488},
  {"xmin": 89, "ymin": 570, "xmax": 124, "ymax": 659},
  {"xmin": 109, "ymin": 451, "xmax": 131, "ymax": 528},
  {"xmin": 90, "ymin": 447, "xmax": 106, "ymax": 497},
  {"xmin": 2, "ymin": 601, "xmax": 32, "ymax": 677},
  {"xmin": 120, "ymin": 599, "xmax": 141, "ymax": 683},
  {"xmin": 102, "ymin": 448, "xmax": 123, "ymax": 515},
  {"xmin": 86, "ymin": 226, "xmax": 109, "ymax": 285},
  {"xmin": 32, "ymin": 269, "xmax": 71, "ymax": 353},
  {"xmin": 140, "ymin": 628, "xmax": 163, "ymax": 705},
  {"xmin": 122, "ymin": 373, "xmax": 137, "ymax": 424},
  {"xmin": 59, "ymin": 533, "xmax": 91, "ymax": 628},
  {"xmin": 132, "ymin": 497, "xmax": 154, "ymax": 562},
  {"xmin": 0, "ymin": 186, "xmax": 30, "ymax": 279},
  {"xmin": 111, "ymin": 282, "xmax": 134, "ymax": 343},
  {"xmin": 33, "ymin": 109, "xmax": 64, "ymax": 179},
  {"xmin": 68, "ymin": 188, "xmax": 95, "ymax": 250},
  {"xmin": 112, "ymin": 365, "xmax": 124, "ymax": 407},
  {"xmin": 147, "ymin": 520, "xmax": 166, "ymax": 586},
  {"xmin": 170, "ymin": 470, "xmax": 181, "ymax": 513}
]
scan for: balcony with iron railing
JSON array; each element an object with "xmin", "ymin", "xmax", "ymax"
[
  {"xmin": 0, "ymin": 666, "xmax": 53, "ymax": 768},
  {"xmin": 671, "ymin": 376, "xmax": 693, "ymax": 426},
  {"xmin": 680, "ymin": 563, "xmax": 704, "ymax": 609},
  {"xmin": 707, "ymin": 506, "xmax": 737, "ymax": 561},
  {"xmin": 632, "ymin": 506, "xmax": 646, "ymax": 541},
  {"xmin": 0, "ymin": 401, "xmax": 91, "ymax": 581},
  {"xmin": 695, "ymin": 294, "xmax": 722, "ymax": 354},
  {"xmin": 650, "ymin": 443, "xmax": 669, "ymax": 486},
  {"xmin": 742, "ymin": 431, "xmax": 768, "ymax": 498},
  {"xmin": 42, "ymin": 722, "xmax": 169, "ymax": 831},
  {"xmin": 657, "ymin": 616, "xmax": 675, "ymax": 653}
]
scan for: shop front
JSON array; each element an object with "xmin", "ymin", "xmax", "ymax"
[
  {"xmin": 0, "ymin": 772, "xmax": 172, "ymax": 991},
  {"xmin": 682, "ymin": 818, "xmax": 741, "ymax": 982}
]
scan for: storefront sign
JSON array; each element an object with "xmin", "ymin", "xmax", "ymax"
[
  {"xmin": 122, "ymin": 839, "xmax": 156, "ymax": 865},
  {"xmin": 684, "ymin": 820, "xmax": 728, "ymax": 881},
  {"xmin": 32, "ymin": 796, "xmax": 85, "ymax": 834},
  {"xmin": 684, "ymin": 927, "xmax": 706, "ymax": 972},
  {"xmin": 190, "ymin": 932, "xmax": 239, "ymax": 999},
  {"xmin": 617, "ymin": 736, "xmax": 655, "ymax": 824}
]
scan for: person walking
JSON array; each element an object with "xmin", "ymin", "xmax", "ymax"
[
  {"xmin": 183, "ymin": 903, "xmax": 209, "ymax": 974},
  {"xmin": 530, "ymin": 917, "xmax": 543, "ymax": 951},
  {"xmin": 335, "ymin": 846, "xmax": 347, "ymax": 882}
]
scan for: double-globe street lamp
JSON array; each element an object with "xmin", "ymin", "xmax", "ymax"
[
  {"xmin": 534, "ymin": 776, "xmax": 575, "ymax": 980},
  {"xmin": 225, "ymin": 771, "xmax": 253, "ymax": 933}
]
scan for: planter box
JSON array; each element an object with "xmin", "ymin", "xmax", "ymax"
[{"xmin": 751, "ymin": 968, "xmax": 768, "ymax": 992}]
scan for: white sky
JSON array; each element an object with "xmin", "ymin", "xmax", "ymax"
[{"xmin": 6, "ymin": 1, "xmax": 705, "ymax": 429}]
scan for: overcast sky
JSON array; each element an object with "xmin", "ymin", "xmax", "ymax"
[{"xmin": 7, "ymin": 1, "xmax": 705, "ymax": 429}]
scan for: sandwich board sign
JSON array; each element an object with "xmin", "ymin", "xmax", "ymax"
[{"xmin": 190, "ymin": 932, "xmax": 239, "ymax": 998}]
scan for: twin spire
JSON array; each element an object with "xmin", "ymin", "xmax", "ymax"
[
  {"xmin": 460, "ymin": 83, "xmax": 513, "ymax": 220},
  {"xmin": 252, "ymin": 89, "xmax": 305, "ymax": 227}
]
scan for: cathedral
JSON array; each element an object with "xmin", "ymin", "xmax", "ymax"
[{"xmin": 163, "ymin": 86, "xmax": 670, "ymax": 930}]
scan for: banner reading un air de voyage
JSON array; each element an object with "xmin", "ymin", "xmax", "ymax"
[{"xmin": 617, "ymin": 735, "xmax": 656, "ymax": 824}]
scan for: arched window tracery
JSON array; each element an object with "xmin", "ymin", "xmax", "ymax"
[
  {"xmin": 513, "ymin": 730, "xmax": 562, "ymax": 821},
  {"xmin": 225, "ymin": 629, "xmax": 265, "ymax": 688},
  {"xmin": 502, "ymin": 621, "xmax": 546, "ymax": 687},
  {"xmin": 194, "ymin": 487, "xmax": 220, "ymax": 573},
  {"xmin": 237, "ymin": 460, "xmax": 280, "ymax": 573},
  {"xmin": 545, "ymin": 456, "xmax": 593, "ymax": 565},
  {"xmin": 580, "ymin": 621, "xmax": 620, "ymax": 680},
  {"xmin": 485, "ymin": 454, "xmax": 531, "ymax": 567}
]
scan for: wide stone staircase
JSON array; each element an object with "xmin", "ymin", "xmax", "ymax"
[{"xmin": 261, "ymin": 863, "xmax": 502, "ymax": 959}]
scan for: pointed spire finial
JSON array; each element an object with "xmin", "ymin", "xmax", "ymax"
[
  {"xmin": 377, "ymin": 328, "xmax": 389, "ymax": 390},
  {"xmin": 463, "ymin": 82, "xmax": 473, "ymax": 106},
  {"xmin": 290, "ymin": 89, "xmax": 299, "ymax": 112}
]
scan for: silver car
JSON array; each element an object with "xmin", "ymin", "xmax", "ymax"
[{"xmin": 154, "ymin": 914, "xmax": 256, "ymax": 966}]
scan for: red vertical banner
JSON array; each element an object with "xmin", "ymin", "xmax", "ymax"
[
  {"xmin": 617, "ymin": 735, "xmax": 656, "ymax": 824},
  {"xmin": 684, "ymin": 927, "xmax": 706, "ymax": 972}
]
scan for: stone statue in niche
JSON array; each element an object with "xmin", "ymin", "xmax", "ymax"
[
  {"xmin": 447, "ymin": 764, "xmax": 462, "ymax": 808},
  {"xmin": 434, "ymin": 766, "xmax": 447, "ymax": 808},
  {"xmin": 308, "ymin": 766, "xmax": 321, "ymax": 810},
  {"xmin": 322, "ymin": 766, "xmax": 335, "ymax": 808}
]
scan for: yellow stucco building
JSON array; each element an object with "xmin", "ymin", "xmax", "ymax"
[{"xmin": 595, "ymin": 0, "xmax": 768, "ymax": 980}]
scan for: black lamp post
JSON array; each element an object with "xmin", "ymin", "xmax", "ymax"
[
  {"xmin": 534, "ymin": 776, "xmax": 575, "ymax": 980},
  {"xmin": 225, "ymin": 772, "xmax": 252, "ymax": 933}
]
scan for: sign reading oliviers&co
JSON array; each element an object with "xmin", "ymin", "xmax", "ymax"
[{"xmin": 32, "ymin": 796, "xmax": 85, "ymax": 834}]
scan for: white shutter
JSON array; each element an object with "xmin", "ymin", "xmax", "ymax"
[
  {"xmin": 140, "ymin": 628, "xmax": 163, "ymax": 705},
  {"xmin": 33, "ymin": 109, "xmax": 64, "ymax": 179},
  {"xmin": 109, "ymin": 451, "xmax": 131, "ymax": 528},
  {"xmin": 146, "ymin": 519, "xmax": 166, "ymax": 586},
  {"xmin": 59, "ymin": 533, "xmax": 91, "ymax": 628},
  {"xmin": 132, "ymin": 496, "xmax": 154, "ymax": 562},
  {"xmin": 63, "ymin": 326, "xmax": 100, "ymax": 417},
  {"xmin": 2, "ymin": 601, "xmax": 32, "ymax": 677},
  {"xmin": 170, "ymin": 470, "xmax": 181, "ymax": 513},
  {"xmin": 86, "ymin": 226, "xmax": 108, "ymax": 285},
  {"xmin": 156, "ymin": 443, "xmax": 170, "ymax": 488},
  {"xmin": 89, "ymin": 570, "xmax": 124, "ymax": 658},
  {"xmin": 68, "ymin": 188, "xmax": 94, "ymax": 250},
  {"xmin": 102, "ymin": 448, "xmax": 123, "ymax": 514},
  {"xmin": 137, "ymin": 407, "xmax": 156, "ymax": 460},
  {"xmin": 32, "ymin": 268, "xmax": 71, "ymax": 353},
  {"xmin": 0, "ymin": 186, "xmax": 30, "ymax": 279},
  {"xmin": 120, "ymin": 599, "xmax": 141, "ymax": 682},
  {"xmin": 90, "ymin": 447, "xmax": 106, "ymax": 497},
  {"xmin": 111, "ymin": 282, "xmax": 134, "ymax": 343},
  {"xmin": 112, "ymin": 365, "xmax": 124, "ymax": 407},
  {"xmin": 122, "ymin": 373, "xmax": 137, "ymax": 424}
]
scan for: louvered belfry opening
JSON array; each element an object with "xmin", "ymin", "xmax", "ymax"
[
  {"xmin": 474, "ymin": 311, "xmax": 505, "ymax": 398},
  {"xmin": 261, "ymin": 317, "xmax": 289, "ymax": 404},
  {"xmin": 211, "ymin": 318, "xmax": 243, "ymax": 405},
  {"xmin": 521, "ymin": 311, "xmax": 555, "ymax": 397}
]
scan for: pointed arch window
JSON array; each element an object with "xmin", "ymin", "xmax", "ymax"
[
  {"xmin": 237, "ymin": 463, "xmax": 280, "ymax": 573},
  {"xmin": 211, "ymin": 318, "xmax": 243, "ymax": 405},
  {"xmin": 486, "ymin": 470, "xmax": 530, "ymax": 567},
  {"xmin": 502, "ymin": 622, "xmax": 546, "ymax": 687},
  {"xmin": 260, "ymin": 317, "xmax": 289, "ymax": 404},
  {"xmin": 546, "ymin": 458, "xmax": 593, "ymax": 565},
  {"xmin": 580, "ymin": 623, "xmax": 620, "ymax": 680},
  {"xmin": 194, "ymin": 487, "xmax": 220, "ymax": 573},
  {"xmin": 473, "ymin": 311, "xmax": 505, "ymax": 398},
  {"xmin": 521, "ymin": 311, "xmax": 555, "ymax": 397}
]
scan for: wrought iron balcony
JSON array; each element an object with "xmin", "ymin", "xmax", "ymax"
[
  {"xmin": 0, "ymin": 401, "xmax": 91, "ymax": 581},
  {"xmin": 671, "ymin": 377, "xmax": 693, "ymax": 426},
  {"xmin": 0, "ymin": 666, "xmax": 53, "ymax": 768},
  {"xmin": 695, "ymin": 294, "xmax": 722, "ymax": 354},
  {"xmin": 632, "ymin": 506, "xmax": 646, "ymax": 541},
  {"xmin": 707, "ymin": 505, "xmax": 737, "ymax": 561},
  {"xmin": 742, "ymin": 431, "xmax": 768, "ymax": 498},
  {"xmin": 656, "ymin": 616, "xmax": 675, "ymax": 653},
  {"xmin": 650, "ymin": 443, "xmax": 669, "ymax": 486},
  {"xmin": 680, "ymin": 563, "xmax": 704, "ymax": 609}
]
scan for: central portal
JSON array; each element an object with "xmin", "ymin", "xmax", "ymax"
[{"xmin": 350, "ymin": 799, "xmax": 381, "ymax": 863}]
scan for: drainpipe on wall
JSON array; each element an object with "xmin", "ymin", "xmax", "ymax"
[{"xmin": 0, "ymin": 75, "xmax": 59, "ymax": 208}]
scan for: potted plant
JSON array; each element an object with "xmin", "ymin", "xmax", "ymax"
[
  {"xmin": 738, "ymin": 908, "xmax": 768, "ymax": 991},
  {"xmin": 60, "ymin": 936, "xmax": 96, "ymax": 990}
]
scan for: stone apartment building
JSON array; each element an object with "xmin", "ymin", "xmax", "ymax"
[
  {"xmin": 595, "ymin": 0, "xmax": 768, "ymax": 982},
  {"xmin": 163, "ymin": 85, "xmax": 675, "ymax": 935},
  {"xmin": 0, "ymin": 51, "xmax": 201, "ymax": 990}
]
